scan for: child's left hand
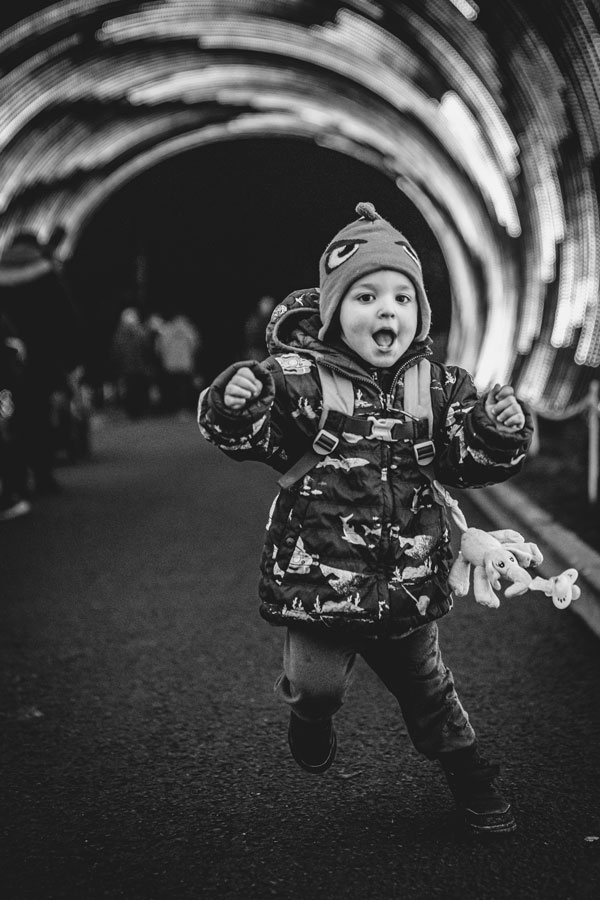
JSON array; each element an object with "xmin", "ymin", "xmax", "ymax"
[{"xmin": 485, "ymin": 384, "xmax": 525, "ymax": 432}]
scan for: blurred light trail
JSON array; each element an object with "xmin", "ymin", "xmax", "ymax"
[{"xmin": 0, "ymin": 0, "xmax": 599, "ymax": 412}]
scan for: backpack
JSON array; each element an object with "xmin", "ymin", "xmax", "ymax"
[{"xmin": 278, "ymin": 358, "xmax": 468, "ymax": 532}]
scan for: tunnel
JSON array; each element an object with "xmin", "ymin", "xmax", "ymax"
[
  {"xmin": 68, "ymin": 138, "xmax": 452, "ymax": 382},
  {"xmin": 1, "ymin": 0, "xmax": 600, "ymax": 412}
]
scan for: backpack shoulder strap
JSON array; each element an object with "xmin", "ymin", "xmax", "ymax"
[
  {"xmin": 404, "ymin": 359, "xmax": 469, "ymax": 532},
  {"xmin": 403, "ymin": 358, "xmax": 433, "ymax": 437},
  {"xmin": 277, "ymin": 363, "xmax": 353, "ymax": 490},
  {"xmin": 318, "ymin": 365, "xmax": 354, "ymax": 418},
  {"xmin": 404, "ymin": 358, "xmax": 436, "ymax": 467}
]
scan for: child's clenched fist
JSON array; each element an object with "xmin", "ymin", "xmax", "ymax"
[
  {"xmin": 224, "ymin": 366, "xmax": 264, "ymax": 409},
  {"xmin": 485, "ymin": 384, "xmax": 525, "ymax": 432}
]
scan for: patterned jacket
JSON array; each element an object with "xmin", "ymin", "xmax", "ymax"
[{"xmin": 198, "ymin": 289, "xmax": 533, "ymax": 638}]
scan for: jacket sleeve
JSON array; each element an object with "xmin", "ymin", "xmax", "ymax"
[
  {"xmin": 197, "ymin": 358, "xmax": 294, "ymax": 471},
  {"xmin": 431, "ymin": 364, "xmax": 534, "ymax": 488}
]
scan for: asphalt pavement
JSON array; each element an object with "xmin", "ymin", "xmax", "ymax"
[{"xmin": 2, "ymin": 412, "xmax": 600, "ymax": 900}]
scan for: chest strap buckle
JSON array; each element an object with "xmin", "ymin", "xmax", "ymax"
[
  {"xmin": 367, "ymin": 417, "xmax": 399, "ymax": 441},
  {"xmin": 313, "ymin": 428, "xmax": 339, "ymax": 455},
  {"xmin": 414, "ymin": 440, "xmax": 436, "ymax": 466}
]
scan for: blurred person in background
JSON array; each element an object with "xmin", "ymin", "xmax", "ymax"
[
  {"xmin": 146, "ymin": 312, "xmax": 167, "ymax": 411},
  {"xmin": 154, "ymin": 308, "xmax": 200, "ymax": 415},
  {"xmin": 50, "ymin": 364, "xmax": 93, "ymax": 463},
  {"xmin": 0, "ymin": 312, "xmax": 30, "ymax": 519},
  {"xmin": 243, "ymin": 294, "xmax": 276, "ymax": 361},
  {"xmin": 0, "ymin": 235, "xmax": 81, "ymax": 496},
  {"xmin": 110, "ymin": 307, "xmax": 153, "ymax": 419}
]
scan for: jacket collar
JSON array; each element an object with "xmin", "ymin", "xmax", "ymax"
[{"xmin": 267, "ymin": 288, "xmax": 432, "ymax": 380}]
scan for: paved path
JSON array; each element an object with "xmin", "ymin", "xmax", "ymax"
[{"xmin": 2, "ymin": 414, "xmax": 600, "ymax": 900}]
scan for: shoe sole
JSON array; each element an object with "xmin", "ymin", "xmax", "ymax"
[
  {"xmin": 288, "ymin": 725, "xmax": 337, "ymax": 774},
  {"xmin": 464, "ymin": 812, "xmax": 517, "ymax": 834}
]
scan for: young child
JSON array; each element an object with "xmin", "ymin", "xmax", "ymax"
[{"xmin": 198, "ymin": 202, "xmax": 532, "ymax": 834}]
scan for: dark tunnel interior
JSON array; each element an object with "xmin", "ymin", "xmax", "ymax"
[{"xmin": 67, "ymin": 138, "xmax": 451, "ymax": 383}]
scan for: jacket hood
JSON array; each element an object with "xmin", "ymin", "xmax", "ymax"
[{"xmin": 266, "ymin": 287, "xmax": 432, "ymax": 377}]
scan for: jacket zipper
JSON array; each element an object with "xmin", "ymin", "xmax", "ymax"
[
  {"xmin": 376, "ymin": 439, "xmax": 393, "ymax": 620},
  {"xmin": 317, "ymin": 354, "xmax": 428, "ymax": 411},
  {"xmin": 316, "ymin": 358, "xmax": 386, "ymax": 406},
  {"xmin": 381, "ymin": 355, "xmax": 427, "ymax": 618},
  {"xmin": 385, "ymin": 354, "xmax": 427, "ymax": 411}
]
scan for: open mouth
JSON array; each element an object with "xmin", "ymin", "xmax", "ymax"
[{"xmin": 372, "ymin": 329, "xmax": 396, "ymax": 349}]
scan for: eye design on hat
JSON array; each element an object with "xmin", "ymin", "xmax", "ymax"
[
  {"xmin": 395, "ymin": 240, "xmax": 422, "ymax": 270},
  {"xmin": 324, "ymin": 239, "xmax": 367, "ymax": 273}
]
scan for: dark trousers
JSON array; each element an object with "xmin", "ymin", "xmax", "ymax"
[{"xmin": 275, "ymin": 622, "xmax": 477, "ymax": 759}]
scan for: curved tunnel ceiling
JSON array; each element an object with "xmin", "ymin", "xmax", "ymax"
[{"xmin": 0, "ymin": 0, "xmax": 600, "ymax": 412}]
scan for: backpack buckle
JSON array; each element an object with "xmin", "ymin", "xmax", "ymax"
[
  {"xmin": 414, "ymin": 440, "xmax": 435, "ymax": 466},
  {"xmin": 367, "ymin": 417, "xmax": 398, "ymax": 441},
  {"xmin": 313, "ymin": 428, "xmax": 339, "ymax": 455}
]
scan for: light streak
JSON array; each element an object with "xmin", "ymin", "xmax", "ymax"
[{"xmin": 0, "ymin": 0, "xmax": 598, "ymax": 409}]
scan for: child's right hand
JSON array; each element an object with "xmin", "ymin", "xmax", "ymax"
[{"xmin": 224, "ymin": 366, "xmax": 264, "ymax": 409}]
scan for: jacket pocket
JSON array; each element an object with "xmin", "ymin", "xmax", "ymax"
[
  {"xmin": 272, "ymin": 490, "xmax": 312, "ymax": 572},
  {"xmin": 388, "ymin": 499, "xmax": 447, "ymax": 585}
]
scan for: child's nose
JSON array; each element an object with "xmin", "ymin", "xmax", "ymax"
[{"xmin": 378, "ymin": 296, "xmax": 397, "ymax": 316}]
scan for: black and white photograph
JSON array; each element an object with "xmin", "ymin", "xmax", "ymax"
[{"xmin": 1, "ymin": 2, "xmax": 599, "ymax": 898}]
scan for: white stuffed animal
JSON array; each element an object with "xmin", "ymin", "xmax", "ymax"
[
  {"xmin": 449, "ymin": 528, "xmax": 540, "ymax": 608},
  {"xmin": 449, "ymin": 527, "xmax": 581, "ymax": 611}
]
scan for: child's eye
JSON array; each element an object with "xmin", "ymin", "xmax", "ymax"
[
  {"xmin": 356, "ymin": 293, "xmax": 374, "ymax": 303},
  {"xmin": 396, "ymin": 293, "xmax": 413, "ymax": 304}
]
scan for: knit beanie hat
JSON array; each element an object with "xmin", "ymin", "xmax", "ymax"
[{"xmin": 318, "ymin": 202, "xmax": 431, "ymax": 342}]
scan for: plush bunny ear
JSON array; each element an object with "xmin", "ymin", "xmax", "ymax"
[
  {"xmin": 473, "ymin": 567, "xmax": 500, "ymax": 608},
  {"xmin": 488, "ymin": 529, "xmax": 524, "ymax": 544},
  {"xmin": 507, "ymin": 542, "xmax": 544, "ymax": 567},
  {"xmin": 448, "ymin": 552, "xmax": 471, "ymax": 597}
]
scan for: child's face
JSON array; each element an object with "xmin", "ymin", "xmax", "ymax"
[{"xmin": 338, "ymin": 269, "xmax": 419, "ymax": 368}]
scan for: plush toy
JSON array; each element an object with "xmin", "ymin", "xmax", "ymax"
[
  {"xmin": 449, "ymin": 528, "xmax": 539, "ymax": 608},
  {"xmin": 449, "ymin": 526, "xmax": 580, "ymax": 610}
]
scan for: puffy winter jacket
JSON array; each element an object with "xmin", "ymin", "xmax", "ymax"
[{"xmin": 198, "ymin": 289, "xmax": 533, "ymax": 638}]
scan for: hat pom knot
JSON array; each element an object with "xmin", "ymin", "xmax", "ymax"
[{"xmin": 355, "ymin": 201, "xmax": 380, "ymax": 221}]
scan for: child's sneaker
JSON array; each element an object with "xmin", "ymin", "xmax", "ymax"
[
  {"xmin": 288, "ymin": 713, "xmax": 337, "ymax": 774},
  {"xmin": 441, "ymin": 752, "xmax": 517, "ymax": 834}
]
